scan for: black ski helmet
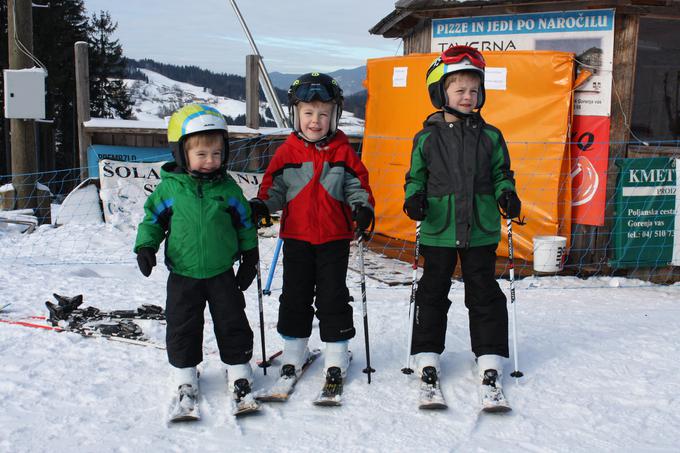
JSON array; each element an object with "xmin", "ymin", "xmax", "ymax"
[
  {"xmin": 426, "ymin": 45, "xmax": 486, "ymax": 118},
  {"xmin": 288, "ymin": 72, "xmax": 344, "ymax": 143}
]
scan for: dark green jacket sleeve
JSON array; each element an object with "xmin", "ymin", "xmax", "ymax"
[{"xmin": 404, "ymin": 131, "xmax": 431, "ymax": 199}]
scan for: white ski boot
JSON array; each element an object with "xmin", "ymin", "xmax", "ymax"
[
  {"xmin": 227, "ymin": 362, "xmax": 260, "ymax": 416},
  {"xmin": 169, "ymin": 366, "xmax": 200, "ymax": 422},
  {"xmin": 477, "ymin": 354, "xmax": 511, "ymax": 413},
  {"xmin": 414, "ymin": 353, "xmax": 447, "ymax": 409}
]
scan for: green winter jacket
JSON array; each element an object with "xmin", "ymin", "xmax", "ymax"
[
  {"xmin": 134, "ymin": 162, "xmax": 257, "ymax": 279},
  {"xmin": 405, "ymin": 112, "xmax": 516, "ymax": 248}
]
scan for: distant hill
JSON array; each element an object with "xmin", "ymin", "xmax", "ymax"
[
  {"xmin": 270, "ymin": 66, "xmax": 366, "ymax": 95},
  {"xmin": 125, "ymin": 58, "xmax": 367, "ymax": 119}
]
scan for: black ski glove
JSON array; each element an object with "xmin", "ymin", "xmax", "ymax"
[
  {"xmin": 249, "ymin": 198, "xmax": 271, "ymax": 227},
  {"xmin": 353, "ymin": 205, "xmax": 374, "ymax": 232},
  {"xmin": 498, "ymin": 190, "xmax": 522, "ymax": 219},
  {"xmin": 136, "ymin": 247, "xmax": 156, "ymax": 277},
  {"xmin": 403, "ymin": 192, "xmax": 428, "ymax": 221},
  {"xmin": 236, "ymin": 247, "xmax": 259, "ymax": 291}
]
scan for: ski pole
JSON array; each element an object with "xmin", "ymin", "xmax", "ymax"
[
  {"xmin": 506, "ymin": 218, "xmax": 523, "ymax": 379},
  {"xmin": 263, "ymin": 238, "xmax": 282, "ymax": 296},
  {"xmin": 402, "ymin": 222, "xmax": 421, "ymax": 375},
  {"xmin": 254, "ymin": 242, "xmax": 271, "ymax": 375},
  {"xmin": 357, "ymin": 231, "xmax": 375, "ymax": 383}
]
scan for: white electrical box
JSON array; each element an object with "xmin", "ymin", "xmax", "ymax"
[{"xmin": 3, "ymin": 68, "xmax": 47, "ymax": 119}]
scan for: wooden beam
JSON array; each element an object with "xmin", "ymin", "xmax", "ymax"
[
  {"xmin": 246, "ymin": 55, "xmax": 260, "ymax": 129},
  {"xmin": 595, "ymin": 13, "xmax": 639, "ymax": 264},
  {"xmin": 74, "ymin": 41, "xmax": 91, "ymax": 181}
]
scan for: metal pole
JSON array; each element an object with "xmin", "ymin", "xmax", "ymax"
[
  {"xmin": 401, "ymin": 222, "xmax": 421, "ymax": 375},
  {"xmin": 507, "ymin": 218, "xmax": 523, "ymax": 379},
  {"xmin": 357, "ymin": 234, "xmax": 375, "ymax": 383},
  {"xmin": 227, "ymin": 0, "xmax": 290, "ymax": 128},
  {"xmin": 254, "ymin": 243, "xmax": 270, "ymax": 375},
  {"xmin": 263, "ymin": 237, "xmax": 282, "ymax": 296}
]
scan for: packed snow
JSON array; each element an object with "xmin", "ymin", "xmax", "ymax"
[{"xmin": 1, "ymin": 219, "xmax": 679, "ymax": 452}]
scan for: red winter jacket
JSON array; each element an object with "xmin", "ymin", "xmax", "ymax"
[{"xmin": 257, "ymin": 130, "xmax": 374, "ymax": 245}]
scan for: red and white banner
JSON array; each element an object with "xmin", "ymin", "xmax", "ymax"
[{"xmin": 570, "ymin": 115, "xmax": 610, "ymax": 226}]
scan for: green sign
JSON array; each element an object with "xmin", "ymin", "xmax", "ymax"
[{"xmin": 610, "ymin": 157, "xmax": 677, "ymax": 268}]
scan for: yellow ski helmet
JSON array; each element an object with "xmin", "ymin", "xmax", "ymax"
[{"xmin": 167, "ymin": 104, "xmax": 229, "ymax": 176}]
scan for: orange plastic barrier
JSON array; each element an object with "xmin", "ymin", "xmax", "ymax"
[{"xmin": 362, "ymin": 51, "xmax": 574, "ymax": 260}]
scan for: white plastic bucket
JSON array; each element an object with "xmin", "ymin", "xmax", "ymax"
[{"xmin": 533, "ymin": 236, "xmax": 567, "ymax": 272}]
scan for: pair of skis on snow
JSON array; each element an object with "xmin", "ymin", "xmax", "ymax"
[
  {"xmin": 169, "ymin": 348, "xmax": 348, "ymax": 422},
  {"xmin": 417, "ymin": 366, "xmax": 512, "ymax": 413},
  {"xmin": 256, "ymin": 349, "xmax": 348, "ymax": 407}
]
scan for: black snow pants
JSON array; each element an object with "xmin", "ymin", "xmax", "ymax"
[
  {"xmin": 166, "ymin": 269, "xmax": 253, "ymax": 368},
  {"xmin": 277, "ymin": 238, "xmax": 355, "ymax": 342},
  {"xmin": 411, "ymin": 244, "xmax": 508, "ymax": 358}
]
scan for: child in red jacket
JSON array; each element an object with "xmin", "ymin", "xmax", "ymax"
[{"xmin": 250, "ymin": 73, "xmax": 374, "ymax": 386}]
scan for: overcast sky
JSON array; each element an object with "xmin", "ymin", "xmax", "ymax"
[{"xmin": 82, "ymin": 0, "xmax": 401, "ymax": 76}]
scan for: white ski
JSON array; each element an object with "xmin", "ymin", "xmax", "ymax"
[
  {"xmin": 418, "ymin": 366, "xmax": 447, "ymax": 410},
  {"xmin": 479, "ymin": 369, "xmax": 512, "ymax": 413},
  {"xmin": 169, "ymin": 383, "xmax": 200, "ymax": 422},
  {"xmin": 257, "ymin": 349, "xmax": 321, "ymax": 402},
  {"xmin": 232, "ymin": 379, "xmax": 260, "ymax": 416}
]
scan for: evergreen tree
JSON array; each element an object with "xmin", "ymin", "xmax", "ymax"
[
  {"xmin": 0, "ymin": 0, "xmax": 89, "ymax": 177},
  {"xmin": 87, "ymin": 11, "xmax": 132, "ymax": 119}
]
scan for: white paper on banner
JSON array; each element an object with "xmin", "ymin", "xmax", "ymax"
[
  {"xmin": 392, "ymin": 67, "xmax": 408, "ymax": 87},
  {"xmin": 98, "ymin": 159, "xmax": 264, "ymax": 229},
  {"xmin": 485, "ymin": 67, "xmax": 507, "ymax": 90},
  {"xmin": 673, "ymin": 158, "xmax": 680, "ymax": 266}
]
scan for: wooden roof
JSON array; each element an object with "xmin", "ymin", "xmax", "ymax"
[{"xmin": 371, "ymin": 0, "xmax": 680, "ymax": 38}]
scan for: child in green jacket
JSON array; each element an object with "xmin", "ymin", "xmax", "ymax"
[
  {"xmin": 134, "ymin": 104, "xmax": 259, "ymax": 412},
  {"xmin": 403, "ymin": 46, "xmax": 522, "ymax": 411}
]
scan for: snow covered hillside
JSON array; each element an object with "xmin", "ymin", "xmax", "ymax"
[
  {"xmin": 124, "ymin": 69, "xmax": 365, "ymax": 130},
  {"xmin": 1, "ymin": 222, "xmax": 679, "ymax": 452}
]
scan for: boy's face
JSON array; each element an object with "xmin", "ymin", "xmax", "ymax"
[
  {"xmin": 185, "ymin": 140, "xmax": 223, "ymax": 174},
  {"xmin": 297, "ymin": 101, "xmax": 333, "ymax": 142},
  {"xmin": 444, "ymin": 73, "xmax": 480, "ymax": 115}
]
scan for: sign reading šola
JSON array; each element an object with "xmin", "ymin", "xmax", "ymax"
[
  {"xmin": 610, "ymin": 158, "xmax": 680, "ymax": 268},
  {"xmin": 98, "ymin": 159, "xmax": 263, "ymax": 228}
]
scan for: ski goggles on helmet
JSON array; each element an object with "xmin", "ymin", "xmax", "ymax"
[
  {"xmin": 441, "ymin": 45, "xmax": 486, "ymax": 69},
  {"xmin": 291, "ymin": 82, "xmax": 339, "ymax": 103}
]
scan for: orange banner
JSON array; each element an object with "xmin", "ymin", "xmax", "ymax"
[{"xmin": 362, "ymin": 51, "xmax": 575, "ymax": 260}]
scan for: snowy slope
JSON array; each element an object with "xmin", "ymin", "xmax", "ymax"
[
  {"xmin": 124, "ymin": 69, "xmax": 365, "ymax": 131},
  {"xmin": 1, "ymin": 222, "xmax": 679, "ymax": 452}
]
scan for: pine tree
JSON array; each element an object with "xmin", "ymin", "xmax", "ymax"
[
  {"xmin": 87, "ymin": 10, "xmax": 133, "ymax": 119},
  {"xmin": 0, "ymin": 0, "xmax": 89, "ymax": 177}
]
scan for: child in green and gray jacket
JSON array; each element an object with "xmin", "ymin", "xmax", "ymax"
[{"xmin": 403, "ymin": 46, "xmax": 522, "ymax": 409}]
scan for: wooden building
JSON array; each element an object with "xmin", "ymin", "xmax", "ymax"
[{"xmin": 370, "ymin": 0, "xmax": 680, "ymax": 281}]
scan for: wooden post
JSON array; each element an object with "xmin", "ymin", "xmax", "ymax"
[
  {"xmin": 7, "ymin": 0, "xmax": 37, "ymax": 211},
  {"xmin": 246, "ymin": 54, "xmax": 260, "ymax": 129},
  {"xmin": 74, "ymin": 41, "xmax": 91, "ymax": 181},
  {"xmin": 594, "ymin": 13, "xmax": 639, "ymax": 265}
]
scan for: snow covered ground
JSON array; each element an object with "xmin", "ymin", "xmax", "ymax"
[{"xmin": 1, "ymin": 222, "xmax": 679, "ymax": 452}]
